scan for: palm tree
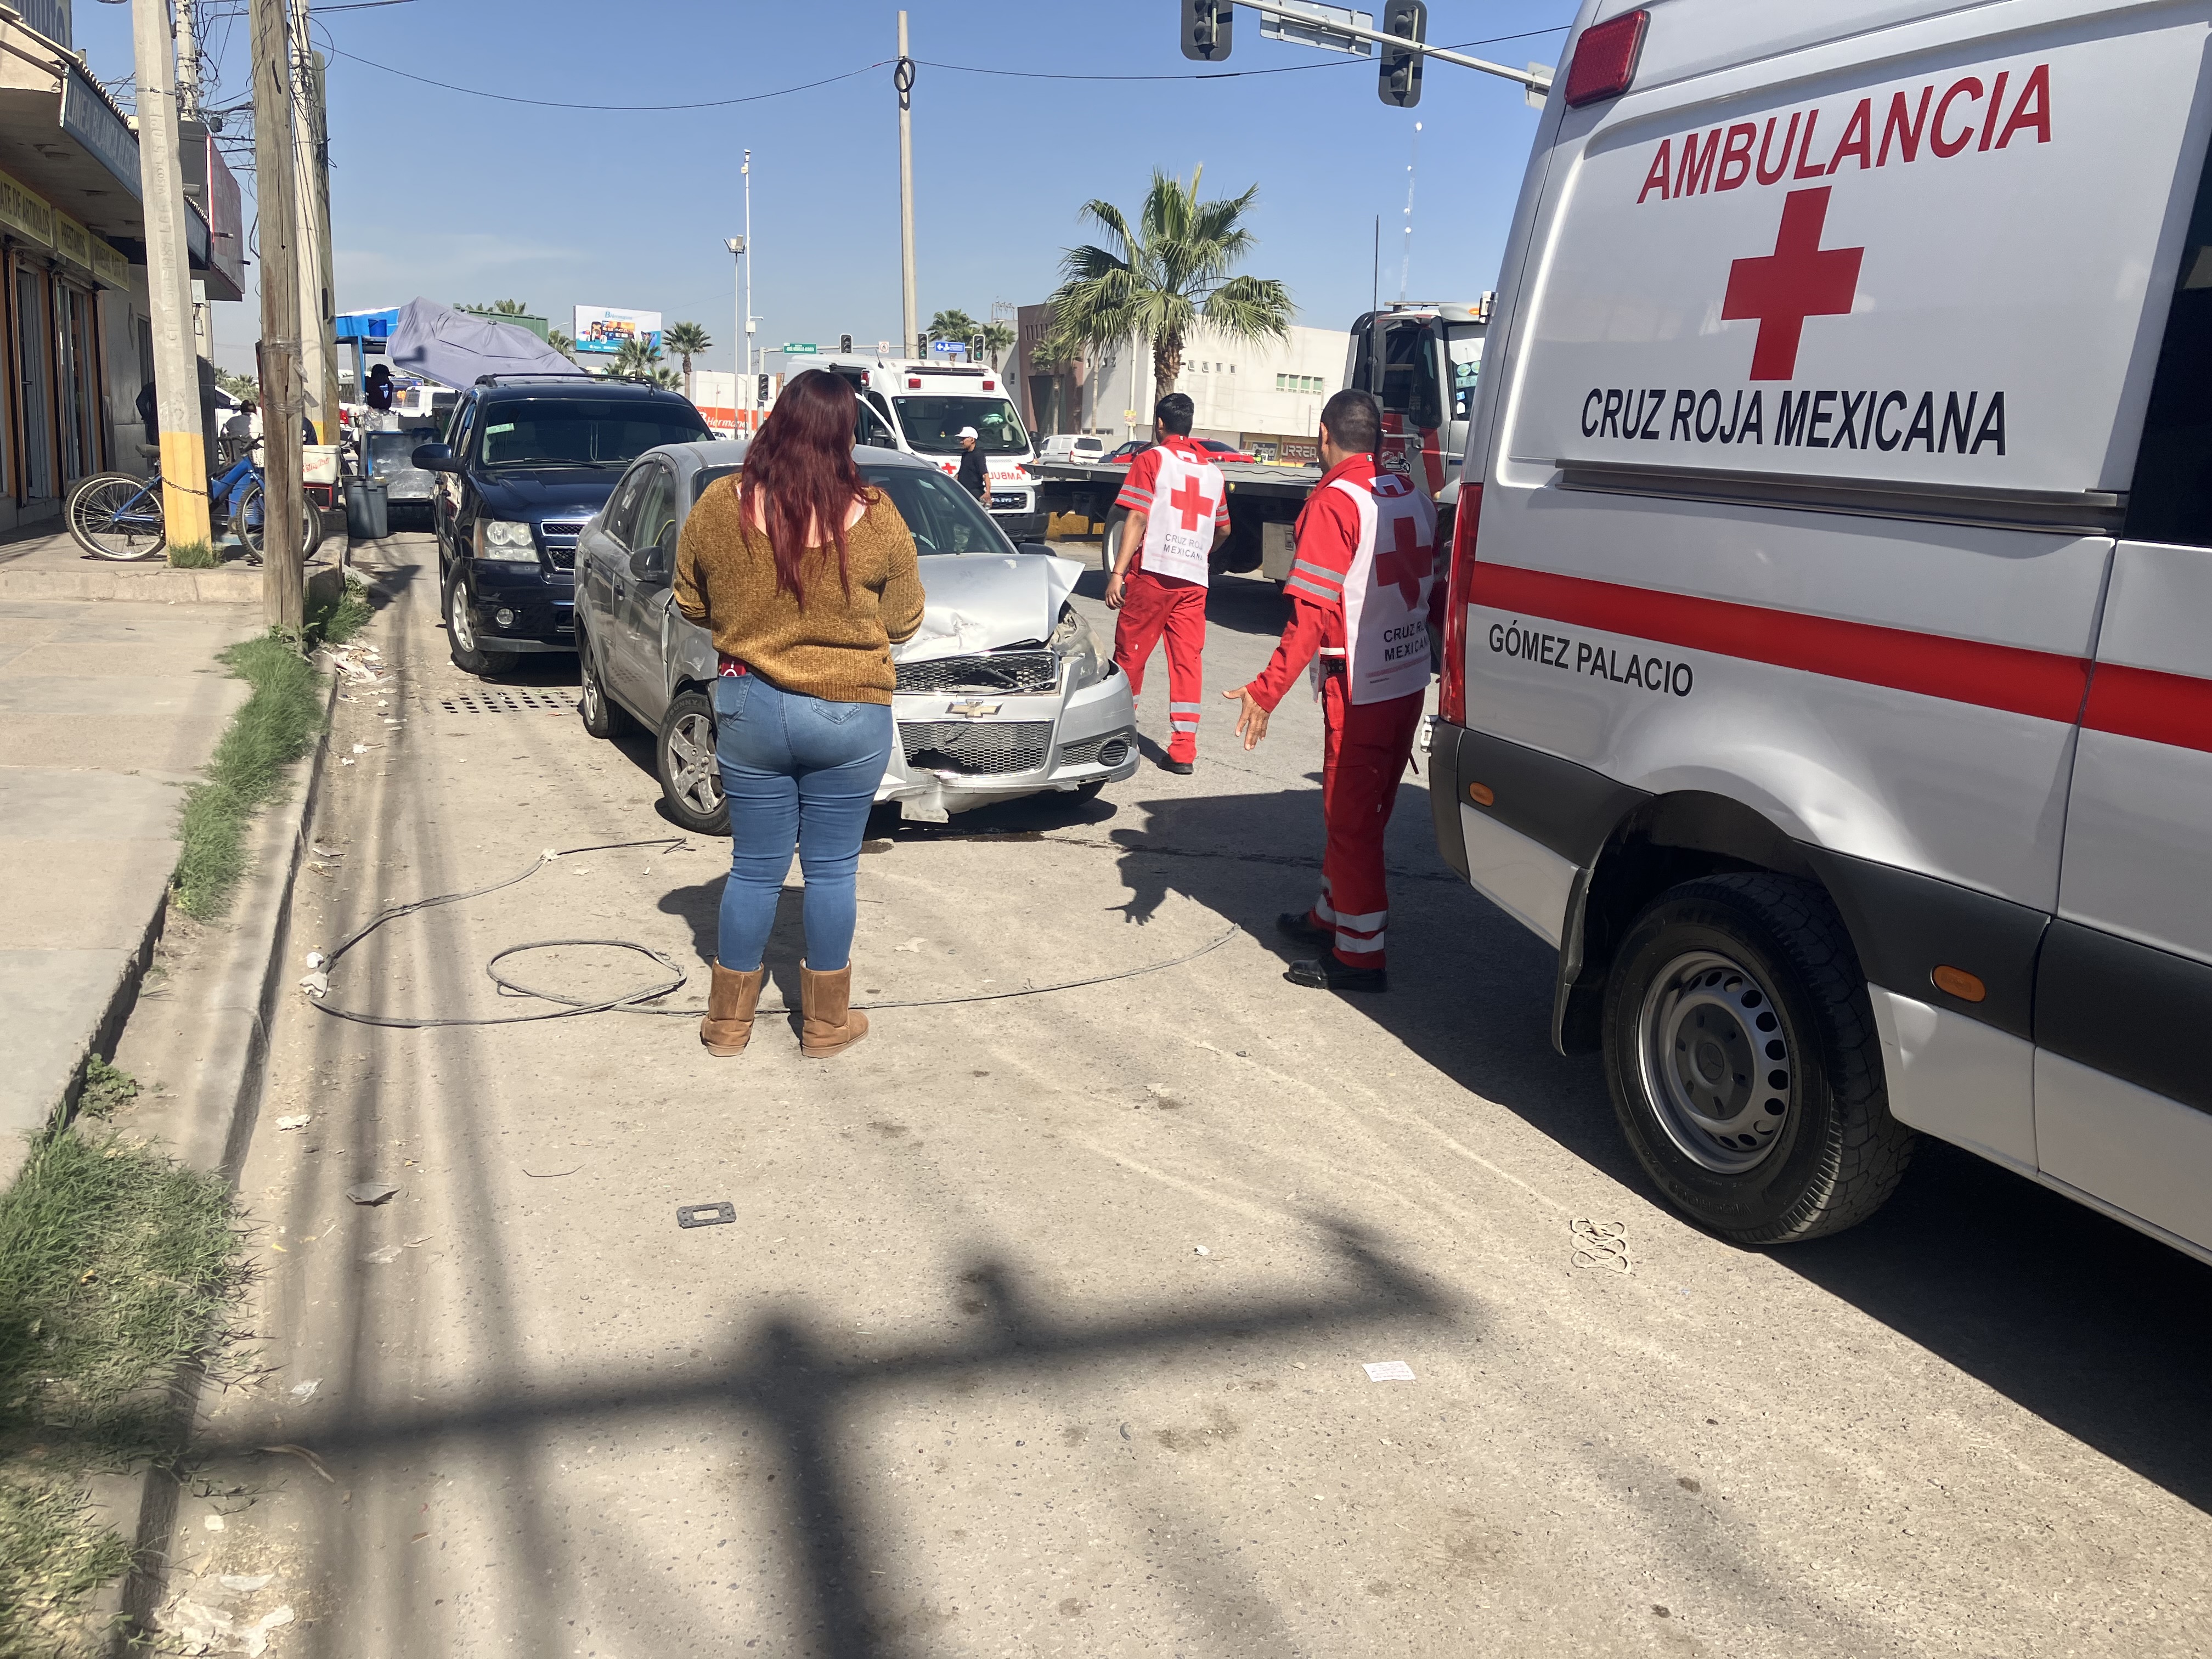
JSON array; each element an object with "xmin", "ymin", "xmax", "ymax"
[
  {"xmin": 927, "ymin": 307, "xmax": 979, "ymax": 350},
  {"xmin": 1045, "ymin": 167, "xmax": 1292, "ymax": 394},
  {"xmin": 980, "ymin": 319, "xmax": 1014, "ymax": 365},
  {"xmin": 547, "ymin": 329, "xmax": 576, "ymax": 359},
  {"xmin": 662, "ymin": 321, "xmax": 712, "ymax": 379},
  {"xmin": 608, "ymin": 337, "xmax": 669, "ymax": 384}
]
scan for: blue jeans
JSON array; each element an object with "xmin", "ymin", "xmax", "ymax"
[{"xmin": 713, "ymin": 673, "xmax": 894, "ymax": 973}]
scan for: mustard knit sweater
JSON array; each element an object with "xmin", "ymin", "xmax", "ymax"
[{"xmin": 674, "ymin": 479, "xmax": 926, "ymax": 706}]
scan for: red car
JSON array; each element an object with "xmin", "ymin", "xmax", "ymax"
[{"xmin": 1197, "ymin": 439, "xmax": 1256, "ymax": 463}]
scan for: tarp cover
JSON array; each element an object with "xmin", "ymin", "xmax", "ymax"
[{"xmin": 387, "ymin": 297, "xmax": 580, "ymax": 390}]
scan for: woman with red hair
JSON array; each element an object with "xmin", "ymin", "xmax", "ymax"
[{"xmin": 674, "ymin": 370, "xmax": 924, "ymax": 1058}]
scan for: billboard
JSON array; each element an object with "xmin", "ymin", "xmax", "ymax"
[{"xmin": 573, "ymin": 306, "xmax": 662, "ymax": 356}]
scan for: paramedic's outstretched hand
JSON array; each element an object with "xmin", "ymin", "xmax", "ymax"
[{"xmin": 1223, "ymin": 684, "xmax": 1269, "ymax": 751}]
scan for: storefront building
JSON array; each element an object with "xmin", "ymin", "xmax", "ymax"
[{"xmin": 0, "ymin": 4, "xmax": 241, "ymax": 534}]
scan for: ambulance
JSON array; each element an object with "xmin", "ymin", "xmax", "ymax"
[
  {"xmin": 1430, "ymin": 0, "xmax": 2212, "ymax": 1259},
  {"xmin": 819, "ymin": 354, "xmax": 1048, "ymax": 541}
]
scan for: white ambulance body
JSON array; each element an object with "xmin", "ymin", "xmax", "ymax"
[
  {"xmin": 819, "ymin": 355, "xmax": 1047, "ymax": 541},
  {"xmin": 1432, "ymin": 0, "xmax": 2212, "ymax": 1257}
]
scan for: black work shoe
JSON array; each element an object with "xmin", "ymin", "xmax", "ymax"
[
  {"xmin": 1285, "ymin": 956, "xmax": 1388, "ymax": 994},
  {"xmin": 1277, "ymin": 911, "xmax": 1334, "ymax": 949},
  {"xmin": 1160, "ymin": 757, "xmax": 1195, "ymax": 775}
]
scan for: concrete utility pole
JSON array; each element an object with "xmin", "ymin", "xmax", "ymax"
[
  {"xmin": 174, "ymin": 0, "xmax": 215, "ymax": 366},
  {"xmin": 725, "ymin": 235, "xmax": 744, "ymax": 422},
  {"xmin": 290, "ymin": 0, "xmax": 334, "ymax": 439},
  {"xmin": 131, "ymin": 0, "xmax": 213, "ymax": 551},
  {"xmin": 252, "ymin": 0, "xmax": 304, "ymax": 629},
  {"xmin": 743, "ymin": 148, "xmax": 754, "ymax": 413},
  {"xmin": 895, "ymin": 12, "xmax": 916, "ymax": 357}
]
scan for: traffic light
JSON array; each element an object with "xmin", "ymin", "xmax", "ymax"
[
  {"xmin": 1379, "ymin": 0, "xmax": 1426, "ymax": 108},
  {"xmin": 757, "ymin": 374, "xmax": 770, "ymax": 403},
  {"xmin": 969, "ymin": 331, "xmax": 986, "ymax": 363},
  {"xmin": 1181, "ymin": 0, "xmax": 1232, "ymax": 62},
  {"xmin": 839, "ymin": 332, "xmax": 853, "ymax": 353}
]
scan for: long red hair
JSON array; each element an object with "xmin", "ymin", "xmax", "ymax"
[{"xmin": 735, "ymin": 370, "xmax": 870, "ymax": 606}]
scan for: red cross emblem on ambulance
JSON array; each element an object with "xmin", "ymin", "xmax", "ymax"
[{"xmin": 1722, "ymin": 186, "xmax": 1864, "ymax": 381}]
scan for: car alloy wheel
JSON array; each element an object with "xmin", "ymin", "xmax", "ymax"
[
  {"xmin": 666, "ymin": 710, "xmax": 721, "ymax": 817},
  {"xmin": 1634, "ymin": 948, "xmax": 1794, "ymax": 1173},
  {"xmin": 448, "ymin": 576, "xmax": 478, "ymax": 654}
]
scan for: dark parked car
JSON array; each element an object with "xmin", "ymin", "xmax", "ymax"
[{"xmin": 411, "ymin": 375, "xmax": 712, "ymax": 676}]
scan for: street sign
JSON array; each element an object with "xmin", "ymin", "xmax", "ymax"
[
  {"xmin": 782, "ymin": 342, "xmax": 817, "ymax": 354},
  {"xmin": 1260, "ymin": 1, "xmax": 1374, "ymax": 58}
]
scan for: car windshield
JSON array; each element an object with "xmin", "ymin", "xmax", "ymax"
[
  {"xmin": 476, "ymin": 399, "xmax": 710, "ymax": 470},
  {"xmin": 692, "ymin": 460, "xmax": 1014, "ymax": 556},
  {"xmin": 892, "ymin": 396, "xmax": 1030, "ymax": 456}
]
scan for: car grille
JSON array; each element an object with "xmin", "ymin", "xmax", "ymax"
[
  {"xmin": 895, "ymin": 651, "xmax": 1058, "ymax": 696},
  {"xmin": 1058, "ymin": 734, "xmax": 1131, "ymax": 769},
  {"xmin": 539, "ymin": 516, "xmax": 589, "ymax": 570},
  {"xmin": 899, "ymin": 720, "xmax": 1054, "ymax": 776}
]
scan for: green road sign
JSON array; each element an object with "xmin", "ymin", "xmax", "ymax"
[{"xmin": 782, "ymin": 342, "xmax": 818, "ymax": 354}]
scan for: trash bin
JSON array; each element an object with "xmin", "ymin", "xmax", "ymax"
[{"xmin": 344, "ymin": 476, "xmax": 390, "ymax": 541}]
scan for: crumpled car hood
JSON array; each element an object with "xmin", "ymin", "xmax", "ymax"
[{"xmin": 898, "ymin": 554, "xmax": 1085, "ymax": 662}]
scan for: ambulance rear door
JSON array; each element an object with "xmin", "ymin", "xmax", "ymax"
[
  {"xmin": 1461, "ymin": 1, "xmax": 2211, "ymax": 1166},
  {"xmin": 2033, "ymin": 145, "xmax": 2212, "ymax": 1256}
]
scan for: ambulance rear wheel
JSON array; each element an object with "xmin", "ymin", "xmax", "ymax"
[
  {"xmin": 1098, "ymin": 507, "xmax": 1128, "ymax": 577},
  {"xmin": 1601, "ymin": 873, "xmax": 1915, "ymax": 1245}
]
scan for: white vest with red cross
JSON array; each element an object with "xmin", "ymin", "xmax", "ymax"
[
  {"xmin": 1330, "ymin": 470, "xmax": 1440, "ymax": 705},
  {"xmin": 1137, "ymin": 446, "xmax": 1225, "ymax": 587}
]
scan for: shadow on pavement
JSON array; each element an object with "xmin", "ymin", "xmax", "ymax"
[
  {"xmin": 1103, "ymin": 780, "xmax": 2212, "ymax": 1516},
  {"xmin": 188, "ymin": 1226, "xmax": 1459, "ymax": 1658}
]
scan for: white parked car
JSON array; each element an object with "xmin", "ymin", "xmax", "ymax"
[
  {"xmin": 573, "ymin": 440, "xmax": 1137, "ymax": 831},
  {"xmin": 1036, "ymin": 433, "xmax": 1108, "ymax": 465}
]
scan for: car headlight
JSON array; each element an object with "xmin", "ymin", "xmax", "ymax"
[
  {"xmin": 1049, "ymin": 601, "xmax": 1102, "ymax": 691},
  {"xmin": 477, "ymin": 519, "xmax": 537, "ymax": 561}
]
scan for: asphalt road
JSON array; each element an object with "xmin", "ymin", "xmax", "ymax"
[{"xmin": 163, "ymin": 530, "xmax": 2211, "ymax": 1658}]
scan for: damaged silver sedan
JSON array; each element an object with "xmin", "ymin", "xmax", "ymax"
[{"xmin": 572, "ymin": 439, "xmax": 1137, "ymax": 831}]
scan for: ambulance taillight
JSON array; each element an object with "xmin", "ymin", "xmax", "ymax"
[
  {"xmin": 1561, "ymin": 8, "xmax": 1647, "ymax": 108},
  {"xmin": 1440, "ymin": 483, "xmax": 1481, "ymax": 725}
]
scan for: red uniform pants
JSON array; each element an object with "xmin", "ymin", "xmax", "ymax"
[
  {"xmin": 1306, "ymin": 676, "xmax": 1426, "ymax": 969},
  {"xmin": 1112, "ymin": 570, "xmax": 1208, "ymax": 763}
]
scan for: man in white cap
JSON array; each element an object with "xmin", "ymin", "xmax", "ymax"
[{"xmin": 955, "ymin": 425, "xmax": 989, "ymax": 503}]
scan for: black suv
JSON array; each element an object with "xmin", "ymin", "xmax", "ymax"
[{"xmin": 413, "ymin": 376, "xmax": 712, "ymax": 676}]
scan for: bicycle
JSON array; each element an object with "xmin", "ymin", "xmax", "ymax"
[{"xmin": 65, "ymin": 442, "xmax": 324, "ymax": 562}]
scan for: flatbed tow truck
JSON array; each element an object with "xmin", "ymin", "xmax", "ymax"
[{"xmin": 1028, "ymin": 298, "xmax": 1492, "ymax": 575}]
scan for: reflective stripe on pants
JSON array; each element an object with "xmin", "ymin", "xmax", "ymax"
[
  {"xmin": 1113, "ymin": 571, "xmax": 1208, "ymax": 762},
  {"xmin": 1306, "ymin": 678, "xmax": 1426, "ymax": 971}
]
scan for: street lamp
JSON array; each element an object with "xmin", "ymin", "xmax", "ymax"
[{"xmin": 726, "ymin": 235, "xmax": 745, "ymax": 426}]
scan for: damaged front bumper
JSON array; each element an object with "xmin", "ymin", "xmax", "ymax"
[{"xmin": 880, "ymin": 665, "xmax": 1138, "ymax": 822}]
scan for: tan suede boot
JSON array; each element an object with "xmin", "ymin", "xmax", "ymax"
[
  {"xmin": 799, "ymin": 964, "xmax": 869, "ymax": 1059},
  {"xmin": 699, "ymin": 963, "xmax": 767, "ymax": 1057}
]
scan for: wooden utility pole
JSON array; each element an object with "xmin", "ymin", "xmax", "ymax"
[
  {"xmin": 252, "ymin": 0, "xmax": 303, "ymax": 629},
  {"xmin": 129, "ymin": 0, "xmax": 213, "ymax": 552}
]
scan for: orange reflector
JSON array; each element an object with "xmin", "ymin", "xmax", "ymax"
[
  {"xmin": 1931, "ymin": 965, "xmax": 1986, "ymax": 1002},
  {"xmin": 1467, "ymin": 781, "xmax": 1496, "ymax": 807}
]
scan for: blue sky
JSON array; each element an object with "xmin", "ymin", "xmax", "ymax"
[{"xmin": 76, "ymin": 1, "xmax": 1578, "ymax": 375}]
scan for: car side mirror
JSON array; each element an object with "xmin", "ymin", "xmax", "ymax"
[
  {"xmin": 630, "ymin": 523, "xmax": 677, "ymax": 583},
  {"xmin": 411, "ymin": 442, "xmax": 455, "ymax": 472}
]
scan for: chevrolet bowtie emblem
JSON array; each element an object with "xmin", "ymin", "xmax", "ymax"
[{"xmin": 947, "ymin": 701, "xmax": 1001, "ymax": 718}]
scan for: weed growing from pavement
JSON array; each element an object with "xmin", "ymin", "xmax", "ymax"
[
  {"xmin": 307, "ymin": 571, "xmax": 373, "ymax": 646},
  {"xmin": 173, "ymin": 634, "xmax": 325, "ymax": 919},
  {"xmin": 0, "ymin": 1108, "xmax": 247, "ymax": 1652},
  {"xmin": 165, "ymin": 539, "xmax": 221, "ymax": 570},
  {"xmin": 72, "ymin": 1059, "xmax": 136, "ymax": 1122}
]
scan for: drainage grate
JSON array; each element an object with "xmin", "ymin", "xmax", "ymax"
[{"xmin": 438, "ymin": 691, "xmax": 573, "ymax": 715}]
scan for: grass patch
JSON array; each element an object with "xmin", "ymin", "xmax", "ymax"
[
  {"xmin": 172, "ymin": 635, "xmax": 325, "ymax": 920},
  {"xmin": 0, "ymin": 1111, "xmax": 246, "ymax": 1653},
  {"xmin": 165, "ymin": 539, "xmax": 219, "ymax": 570},
  {"xmin": 305, "ymin": 571, "xmax": 372, "ymax": 647}
]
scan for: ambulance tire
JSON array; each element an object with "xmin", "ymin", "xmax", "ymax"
[
  {"xmin": 1099, "ymin": 508, "xmax": 1128, "ymax": 577},
  {"xmin": 1601, "ymin": 873, "xmax": 1916, "ymax": 1245}
]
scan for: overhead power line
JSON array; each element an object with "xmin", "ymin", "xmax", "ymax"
[{"xmin": 317, "ymin": 26, "xmax": 1567, "ymax": 110}]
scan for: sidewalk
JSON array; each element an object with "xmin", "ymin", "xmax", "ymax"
[
  {"xmin": 0, "ymin": 522, "xmax": 264, "ymax": 603},
  {"xmin": 0, "ymin": 553, "xmax": 266, "ymax": 1183}
]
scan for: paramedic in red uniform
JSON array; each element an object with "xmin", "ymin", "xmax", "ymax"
[
  {"xmin": 1104, "ymin": 392, "xmax": 1229, "ymax": 775},
  {"xmin": 1223, "ymin": 390, "xmax": 1441, "ymax": 992}
]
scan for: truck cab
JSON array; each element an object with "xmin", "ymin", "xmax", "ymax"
[
  {"xmin": 1345, "ymin": 300, "xmax": 1491, "ymax": 512},
  {"xmin": 820, "ymin": 354, "xmax": 1048, "ymax": 540}
]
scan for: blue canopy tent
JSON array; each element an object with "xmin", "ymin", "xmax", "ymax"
[{"xmin": 333, "ymin": 307, "xmax": 402, "ymax": 398}]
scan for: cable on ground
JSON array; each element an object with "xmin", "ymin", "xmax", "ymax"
[{"xmin": 308, "ymin": 838, "xmax": 1238, "ymax": 1030}]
